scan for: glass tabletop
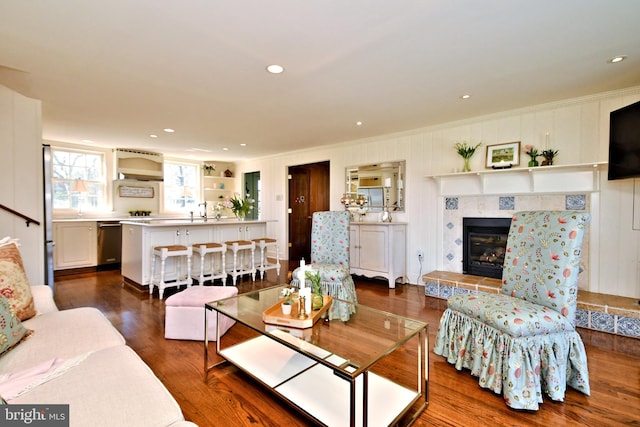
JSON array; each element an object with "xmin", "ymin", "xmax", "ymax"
[{"xmin": 207, "ymin": 285, "xmax": 428, "ymax": 377}]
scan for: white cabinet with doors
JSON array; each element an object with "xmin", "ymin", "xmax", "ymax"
[
  {"xmin": 349, "ymin": 222, "xmax": 406, "ymax": 288},
  {"xmin": 53, "ymin": 221, "xmax": 97, "ymax": 270}
]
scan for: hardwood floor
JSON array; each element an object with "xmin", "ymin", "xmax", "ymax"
[{"xmin": 52, "ymin": 265, "xmax": 640, "ymax": 427}]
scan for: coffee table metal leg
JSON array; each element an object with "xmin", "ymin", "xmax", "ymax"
[{"xmin": 363, "ymin": 370, "xmax": 369, "ymax": 426}]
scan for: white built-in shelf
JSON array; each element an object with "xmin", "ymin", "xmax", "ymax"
[{"xmin": 426, "ymin": 162, "xmax": 607, "ymax": 196}]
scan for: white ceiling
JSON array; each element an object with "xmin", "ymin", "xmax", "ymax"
[{"xmin": 1, "ymin": 1, "xmax": 639, "ymax": 161}]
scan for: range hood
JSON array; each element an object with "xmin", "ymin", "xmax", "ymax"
[{"xmin": 115, "ymin": 148, "xmax": 164, "ymax": 181}]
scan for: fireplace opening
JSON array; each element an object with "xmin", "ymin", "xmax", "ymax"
[{"xmin": 463, "ymin": 217, "xmax": 512, "ymax": 279}]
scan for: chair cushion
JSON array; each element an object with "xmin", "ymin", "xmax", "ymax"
[
  {"xmin": 448, "ymin": 292, "xmax": 575, "ymax": 337},
  {"xmin": 308, "ymin": 264, "xmax": 351, "ymax": 282},
  {"xmin": 0, "ymin": 239, "xmax": 36, "ymax": 321}
]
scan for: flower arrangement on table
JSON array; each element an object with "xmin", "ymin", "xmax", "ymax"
[
  {"xmin": 202, "ymin": 162, "xmax": 216, "ymax": 175},
  {"xmin": 226, "ymin": 193, "xmax": 253, "ymax": 219},
  {"xmin": 541, "ymin": 148, "xmax": 559, "ymax": 166},
  {"xmin": 304, "ymin": 270, "xmax": 324, "ymax": 310},
  {"xmin": 454, "ymin": 141, "xmax": 482, "ymax": 172},
  {"xmin": 281, "ymin": 287, "xmax": 295, "ymax": 304},
  {"xmin": 280, "ymin": 287, "xmax": 296, "ymax": 314},
  {"xmin": 524, "ymin": 145, "xmax": 541, "ymax": 167}
]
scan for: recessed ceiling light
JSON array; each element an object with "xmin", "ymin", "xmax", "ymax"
[
  {"xmin": 163, "ymin": 128, "xmax": 175, "ymax": 133},
  {"xmin": 461, "ymin": 94, "xmax": 472, "ymax": 99},
  {"xmin": 607, "ymin": 55, "xmax": 627, "ymax": 64},
  {"xmin": 356, "ymin": 121, "xmax": 363, "ymax": 126},
  {"xmin": 266, "ymin": 64, "xmax": 284, "ymax": 74},
  {"xmin": 240, "ymin": 143, "xmax": 247, "ymax": 147},
  {"xmin": 223, "ymin": 147, "xmax": 229, "ymax": 151},
  {"xmin": 149, "ymin": 134, "xmax": 158, "ymax": 138}
]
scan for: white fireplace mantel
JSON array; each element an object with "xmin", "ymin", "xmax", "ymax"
[{"xmin": 426, "ymin": 162, "xmax": 607, "ymax": 197}]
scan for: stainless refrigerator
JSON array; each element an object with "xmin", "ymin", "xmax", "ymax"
[{"xmin": 42, "ymin": 144, "xmax": 54, "ymax": 291}]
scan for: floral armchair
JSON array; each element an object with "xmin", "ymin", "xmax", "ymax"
[
  {"xmin": 434, "ymin": 210, "xmax": 591, "ymax": 410},
  {"xmin": 290, "ymin": 211, "xmax": 357, "ymax": 321}
]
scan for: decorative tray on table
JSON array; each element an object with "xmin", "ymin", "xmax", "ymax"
[{"xmin": 262, "ymin": 295, "xmax": 332, "ymax": 329}]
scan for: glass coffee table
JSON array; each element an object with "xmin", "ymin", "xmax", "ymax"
[{"xmin": 205, "ymin": 285, "xmax": 428, "ymax": 427}]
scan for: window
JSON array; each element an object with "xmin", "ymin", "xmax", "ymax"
[
  {"xmin": 164, "ymin": 160, "xmax": 200, "ymax": 212},
  {"xmin": 52, "ymin": 148, "xmax": 105, "ymax": 211}
]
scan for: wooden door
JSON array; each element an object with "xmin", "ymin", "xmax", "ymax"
[{"xmin": 288, "ymin": 161, "xmax": 330, "ymax": 265}]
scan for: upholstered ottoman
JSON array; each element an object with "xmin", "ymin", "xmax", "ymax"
[{"xmin": 164, "ymin": 285, "xmax": 238, "ymax": 341}]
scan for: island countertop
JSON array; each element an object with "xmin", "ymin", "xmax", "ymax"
[{"xmin": 119, "ymin": 218, "xmax": 273, "ymax": 227}]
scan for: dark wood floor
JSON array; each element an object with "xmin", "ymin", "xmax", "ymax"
[{"xmin": 53, "ymin": 264, "xmax": 640, "ymax": 427}]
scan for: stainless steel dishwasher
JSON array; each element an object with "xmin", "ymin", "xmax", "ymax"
[{"xmin": 97, "ymin": 221, "xmax": 122, "ymax": 267}]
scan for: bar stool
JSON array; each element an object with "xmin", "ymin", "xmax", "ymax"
[
  {"xmin": 150, "ymin": 244, "xmax": 193, "ymax": 300},
  {"xmin": 225, "ymin": 240, "xmax": 256, "ymax": 286},
  {"xmin": 251, "ymin": 238, "xmax": 280, "ymax": 279},
  {"xmin": 192, "ymin": 242, "xmax": 227, "ymax": 285}
]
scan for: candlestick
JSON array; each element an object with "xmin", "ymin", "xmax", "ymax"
[{"xmin": 545, "ymin": 132, "xmax": 550, "ymax": 150}]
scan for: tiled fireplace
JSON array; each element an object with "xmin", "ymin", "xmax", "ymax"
[{"xmin": 442, "ymin": 193, "xmax": 590, "ymax": 289}]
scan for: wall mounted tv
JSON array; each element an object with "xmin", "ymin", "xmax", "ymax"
[{"xmin": 608, "ymin": 99, "xmax": 640, "ymax": 181}]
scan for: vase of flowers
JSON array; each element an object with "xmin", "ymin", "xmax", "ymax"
[
  {"xmin": 227, "ymin": 194, "xmax": 253, "ymax": 220},
  {"xmin": 202, "ymin": 162, "xmax": 216, "ymax": 176},
  {"xmin": 541, "ymin": 148, "xmax": 559, "ymax": 166},
  {"xmin": 305, "ymin": 270, "xmax": 324, "ymax": 310},
  {"xmin": 454, "ymin": 141, "xmax": 482, "ymax": 172},
  {"xmin": 524, "ymin": 145, "xmax": 540, "ymax": 167}
]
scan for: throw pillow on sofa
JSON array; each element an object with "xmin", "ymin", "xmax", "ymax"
[
  {"xmin": 0, "ymin": 238, "xmax": 36, "ymax": 321},
  {"xmin": 0, "ymin": 294, "xmax": 32, "ymax": 357}
]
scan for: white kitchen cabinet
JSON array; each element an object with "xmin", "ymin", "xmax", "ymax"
[
  {"xmin": 217, "ymin": 222, "xmax": 264, "ymax": 243},
  {"xmin": 349, "ymin": 222, "xmax": 406, "ymax": 288},
  {"xmin": 53, "ymin": 221, "xmax": 97, "ymax": 270}
]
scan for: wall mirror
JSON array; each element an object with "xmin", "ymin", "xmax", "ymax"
[{"xmin": 344, "ymin": 161, "xmax": 405, "ymax": 212}]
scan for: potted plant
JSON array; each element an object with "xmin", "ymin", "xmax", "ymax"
[
  {"xmin": 281, "ymin": 287, "xmax": 294, "ymax": 315},
  {"xmin": 305, "ymin": 270, "xmax": 324, "ymax": 310},
  {"xmin": 454, "ymin": 141, "xmax": 482, "ymax": 172},
  {"xmin": 227, "ymin": 193, "xmax": 253, "ymax": 220},
  {"xmin": 202, "ymin": 162, "xmax": 216, "ymax": 176},
  {"xmin": 524, "ymin": 145, "xmax": 540, "ymax": 167},
  {"xmin": 541, "ymin": 148, "xmax": 559, "ymax": 166}
]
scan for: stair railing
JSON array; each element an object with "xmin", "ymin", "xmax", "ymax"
[{"xmin": 0, "ymin": 204, "xmax": 40, "ymax": 227}]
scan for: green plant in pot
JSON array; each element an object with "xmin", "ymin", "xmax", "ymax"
[
  {"xmin": 305, "ymin": 270, "xmax": 324, "ymax": 310},
  {"xmin": 280, "ymin": 287, "xmax": 294, "ymax": 315}
]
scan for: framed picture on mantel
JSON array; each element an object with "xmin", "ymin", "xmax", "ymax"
[{"xmin": 486, "ymin": 141, "xmax": 520, "ymax": 169}]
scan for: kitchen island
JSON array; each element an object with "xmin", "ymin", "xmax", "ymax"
[{"xmin": 120, "ymin": 219, "xmax": 271, "ymax": 290}]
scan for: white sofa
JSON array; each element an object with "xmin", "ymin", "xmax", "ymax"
[{"xmin": 0, "ymin": 285, "xmax": 196, "ymax": 427}]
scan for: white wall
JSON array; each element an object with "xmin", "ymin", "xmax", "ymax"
[
  {"xmin": 0, "ymin": 85, "xmax": 44, "ymax": 285},
  {"xmin": 238, "ymin": 86, "xmax": 640, "ymax": 298}
]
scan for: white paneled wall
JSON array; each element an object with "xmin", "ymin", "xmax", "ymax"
[
  {"xmin": 0, "ymin": 85, "xmax": 44, "ymax": 285},
  {"xmin": 238, "ymin": 86, "xmax": 640, "ymax": 298}
]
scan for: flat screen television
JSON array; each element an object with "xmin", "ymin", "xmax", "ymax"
[{"xmin": 608, "ymin": 99, "xmax": 640, "ymax": 180}]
